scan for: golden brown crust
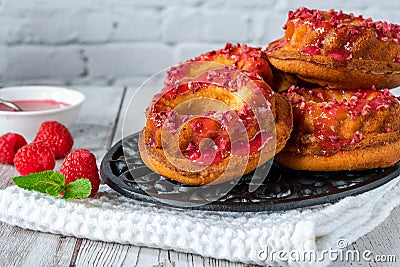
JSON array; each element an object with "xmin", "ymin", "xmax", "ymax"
[
  {"xmin": 269, "ymin": 63, "xmax": 321, "ymax": 92},
  {"xmin": 276, "ymin": 132, "xmax": 400, "ymax": 171},
  {"xmin": 268, "ymin": 55, "xmax": 400, "ymax": 89},
  {"xmin": 274, "ymin": 93, "xmax": 293, "ymax": 153},
  {"xmin": 139, "ymin": 135, "xmax": 273, "ymax": 185},
  {"xmin": 139, "ymin": 94, "xmax": 293, "ymax": 185}
]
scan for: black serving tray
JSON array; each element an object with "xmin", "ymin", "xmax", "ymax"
[{"xmin": 100, "ymin": 132, "xmax": 400, "ymax": 212}]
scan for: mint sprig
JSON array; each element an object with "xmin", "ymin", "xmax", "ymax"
[
  {"xmin": 13, "ymin": 171, "xmax": 66, "ymax": 196},
  {"xmin": 13, "ymin": 170, "xmax": 92, "ymax": 200},
  {"xmin": 63, "ymin": 178, "xmax": 92, "ymax": 200}
]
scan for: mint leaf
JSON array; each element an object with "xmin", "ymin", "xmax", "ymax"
[
  {"xmin": 13, "ymin": 170, "xmax": 66, "ymax": 196},
  {"xmin": 63, "ymin": 178, "xmax": 92, "ymax": 200}
]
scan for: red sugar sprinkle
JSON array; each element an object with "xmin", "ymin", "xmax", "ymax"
[
  {"xmin": 287, "ymin": 7, "xmax": 400, "ymax": 38},
  {"xmin": 190, "ymin": 122, "xmax": 202, "ymax": 131},
  {"xmin": 316, "ymin": 92, "xmax": 324, "ymax": 101},
  {"xmin": 350, "ymin": 131, "xmax": 363, "ymax": 146},
  {"xmin": 186, "ymin": 142, "xmax": 197, "ymax": 152}
]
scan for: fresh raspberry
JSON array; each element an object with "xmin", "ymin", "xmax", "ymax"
[
  {"xmin": 14, "ymin": 141, "xmax": 56, "ymax": 175},
  {"xmin": 59, "ymin": 148, "xmax": 100, "ymax": 197},
  {"xmin": 34, "ymin": 121, "xmax": 74, "ymax": 159},
  {"xmin": 0, "ymin": 133, "xmax": 27, "ymax": 164}
]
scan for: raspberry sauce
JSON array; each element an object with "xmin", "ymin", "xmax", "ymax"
[{"xmin": 0, "ymin": 99, "xmax": 70, "ymax": 112}]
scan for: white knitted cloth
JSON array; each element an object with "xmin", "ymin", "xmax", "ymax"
[{"xmin": 1, "ymin": 176, "xmax": 400, "ymax": 267}]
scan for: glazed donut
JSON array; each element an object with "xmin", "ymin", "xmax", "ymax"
[
  {"xmin": 139, "ymin": 62, "xmax": 292, "ymax": 185},
  {"xmin": 267, "ymin": 7, "xmax": 400, "ymax": 89},
  {"xmin": 276, "ymin": 86, "xmax": 400, "ymax": 171},
  {"xmin": 165, "ymin": 43, "xmax": 274, "ymax": 88}
]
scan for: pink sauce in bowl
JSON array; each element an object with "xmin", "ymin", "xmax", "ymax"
[{"xmin": 0, "ymin": 99, "xmax": 71, "ymax": 112}]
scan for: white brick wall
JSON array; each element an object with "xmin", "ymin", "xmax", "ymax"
[{"xmin": 0, "ymin": 0, "xmax": 399, "ymax": 87}]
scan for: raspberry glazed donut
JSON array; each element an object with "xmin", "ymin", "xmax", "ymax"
[
  {"xmin": 139, "ymin": 63, "xmax": 292, "ymax": 186},
  {"xmin": 166, "ymin": 43, "xmax": 274, "ymax": 89},
  {"xmin": 276, "ymin": 86, "xmax": 400, "ymax": 171},
  {"xmin": 192, "ymin": 43, "xmax": 274, "ymax": 86},
  {"xmin": 267, "ymin": 7, "xmax": 400, "ymax": 89}
]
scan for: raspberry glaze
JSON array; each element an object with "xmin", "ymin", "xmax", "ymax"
[
  {"xmin": 146, "ymin": 67, "xmax": 275, "ymax": 166},
  {"xmin": 283, "ymin": 86, "xmax": 400, "ymax": 155},
  {"xmin": 193, "ymin": 43, "xmax": 273, "ymax": 84},
  {"xmin": 164, "ymin": 43, "xmax": 274, "ymax": 89},
  {"xmin": 269, "ymin": 7, "xmax": 400, "ymax": 63}
]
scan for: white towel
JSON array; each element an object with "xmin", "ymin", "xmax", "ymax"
[{"xmin": 0, "ymin": 176, "xmax": 399, "ymax": 267}]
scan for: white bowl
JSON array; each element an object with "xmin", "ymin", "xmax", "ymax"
[{"xmin": 0, "ymin": 86, "xmax": 85, "ymax": 141}]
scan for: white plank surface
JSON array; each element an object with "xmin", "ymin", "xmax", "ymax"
[{"xmin": 0, "ymin": 86, "xmax": 399, "ymax": 267}]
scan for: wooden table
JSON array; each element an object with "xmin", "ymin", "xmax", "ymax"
[{"xmin": 0, "ymin": 86, "xmax": 399, "ymax": 267}]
